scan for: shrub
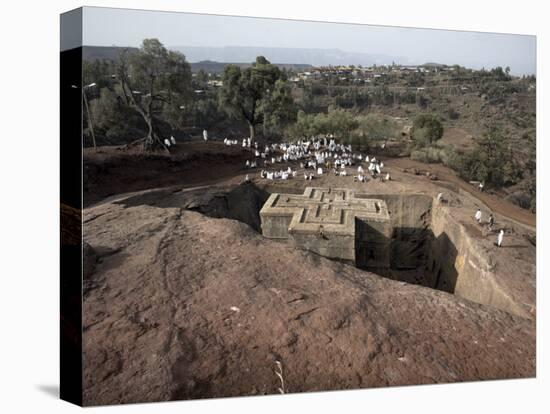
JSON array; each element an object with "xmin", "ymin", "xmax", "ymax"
[
  {"xmin": 410, "ymin": 145, "xmax": 447, "ymax": 164},
  {"xmin": 411, "ymin": 113, "xmax": 444, "ymax": 146}
]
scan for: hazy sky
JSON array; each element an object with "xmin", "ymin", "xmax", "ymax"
[{"xmin": 81, "ymin": 6, "xmax": 536, "ymax": 75}]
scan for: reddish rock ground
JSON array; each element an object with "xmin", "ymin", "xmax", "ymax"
[{"xmin": 82, "ymin": 199, "xmax": 535, "ymax": 406}]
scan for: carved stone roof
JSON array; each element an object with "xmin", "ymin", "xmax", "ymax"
[{"xmin": 260, "ymin": 187, "xmax": 389, "ymax": 236}]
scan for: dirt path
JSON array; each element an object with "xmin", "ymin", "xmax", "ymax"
[{"xmin": 385, "ymin": 158, "xmax": 536, "ymax": 229}]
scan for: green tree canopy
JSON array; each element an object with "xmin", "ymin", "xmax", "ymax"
[
  {"xmin": 411, "ymin": 113, "xmax": 444, "ymax": 146},
  {"xmin": 323, "ymin": 107, "xmax": 358, "ymax": 138},
  {"xmin": 357, "ymin": 114, "xmax": 399, "ymax": 145},
  {"xmin": 454, "ymin": 124, "xmax": 522, "ymax": 188},
  {"xmin": 286, "ymin": 110, "xmax": 316, "ymax": 139},
  {"xmin": 220, "ymin": 56, "xmax": 293, "ymax": 142},
  {"xmin": 117, "ymin": 39, "xmax": 192, "ymax": 150},
  {"xmin": 286, "ymin": 107, "xmax": 358, "ymax": 141},
  {"xmin": 89, "ymin": 86, "xmax": 146, "ymax": 145},
  {"xmin": 260, "ymin": 79, "xmax": 297, "ymax": 137}
]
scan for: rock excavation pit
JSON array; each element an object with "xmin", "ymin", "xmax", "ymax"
[
  {"xmin": 259, "ymin": 187, "xmax": 444, "ymax": 287},
  {"xmin": 116, "ymin": 183, "xmax": 530, "ymax": 317}
]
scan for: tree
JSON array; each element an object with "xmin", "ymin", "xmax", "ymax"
[
  {"xmin": 456, "ymin": 124, "xmax": 522, "ymax": 188},
  {"xmin": 300, "ymin": 83, "xmax": 316, "ymax": 113},
  {"xmin": 411, "ymin": 113, "xmax": 443, "ymax": 146},
  {"xmin": 116, "ymin": 39, "xmax": 192, "ymax": 151},
  {"xmin": 260, "ymin": 79, "xmax": 297, "ymax": 137},
  {"xmin": 323, "ymin": 107, "xmax": 358, "ymax": 139},
  {"xmin": 89, "ymin": 86, "xmax": 146, "ymax": 145},
  {"xmin": 83, "ymin": 59, "xmax": 115, "ymax": 90},
  {"xmin": 286, "ymin": 110, "xmax": 316, "ymax": 139},
  {"xmin": 286, "ymin": 107, "xmax": 358, "ymax": 141},
  {"xmin": 219, "ymin": 56, "xmax": 291, "ymax": 142},
  {"xmin": 357, "ymin": 114, "xmax": 399, "ymax": 146},
  {"xmin": 195, "ymin": 69, "xmax": 209, "ymax": 88}
]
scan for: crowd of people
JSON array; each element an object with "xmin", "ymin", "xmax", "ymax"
[{"xmin": 235, "ymin": 136, "xmax": 392, "ymax": 184}]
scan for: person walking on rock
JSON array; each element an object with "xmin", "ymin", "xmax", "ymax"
[
  {"xmin": 475, "ymin": 208, "xmax": 482, "ymax": 224},
  {"xmin": 496, "ymin": 229, "xmax": 504, "ymax": 247},
  {"xmin": 488, "ymin": 214, "xmax": 495, "ymax": 229}
]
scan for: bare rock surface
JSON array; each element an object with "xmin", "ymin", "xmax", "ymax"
[{"xmin": 82, "ymin": 196, "xmax": 535, "ymax": 406}]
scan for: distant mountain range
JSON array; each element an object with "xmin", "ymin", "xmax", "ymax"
[
  {"xmin": 82, "ymin": 46, "xmax": 313, "ymax": 73},
  {"xmin": 83, "ymin": 46, "xmax": 138, "ymax": 61},
  {"xmin": 189, "ymin": 60, "xmax": 312, "ymax": 74},
  {"xmin": 169, "ymin": 45, "xmax": 407, "ymax": 67},
  {"xmin": 82, "ymin": 45, "xmax": 407, "ymax": 72}
]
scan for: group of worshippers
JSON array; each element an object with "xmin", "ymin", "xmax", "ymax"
[
  {"xmin": 247, "ymin": 136, "xmax": 392, "ymax": 184},
  {"xmin": 223, "ymin": 136, "xmax": 260, "ymax": 148},
  {"xmin": 163, "ymin": 135, "xmax": 177, "ymax": 148},
  {"xmin": 355, "ymin": 162, "xmax": 391, "ymax": 183},
  {"xmin": 474, "ymin": 208, "xmax": 504, "ymax": 247},
  {"xmin": 259, "ymin": 166, "xmax": 298, "ymax": 181},
  {"xmin": 223, "ymin": 138, "xmax": 239, "ymax": 146},
  {"xmin": 208, "ymin": 132, "xmax": 395, "ymax": 187}
]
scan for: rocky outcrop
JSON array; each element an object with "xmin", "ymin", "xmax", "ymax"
[
  {"xmin": 82, "ymin": 198, "xmax": 535, "ymax": 406},
  {"xmin": 114, "ymin": 183, "xmax": 269, "ymax": 232}
]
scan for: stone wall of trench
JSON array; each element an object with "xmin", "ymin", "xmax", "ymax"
[
  {"xmin": 429, "ymin": 204, "xmax": 530, "ymax": 318},
  {"xmin": 371, "ymin": 193, "xmax": 530, "ymax": 318}
]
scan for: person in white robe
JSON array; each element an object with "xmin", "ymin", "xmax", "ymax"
[
  {"xmin": 475, "ymin": 209, "xmax": 482, "ymax": 223},
  {"xmin": 497, "ymin": 229, "xmax": 504, "ymax": 247}
]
